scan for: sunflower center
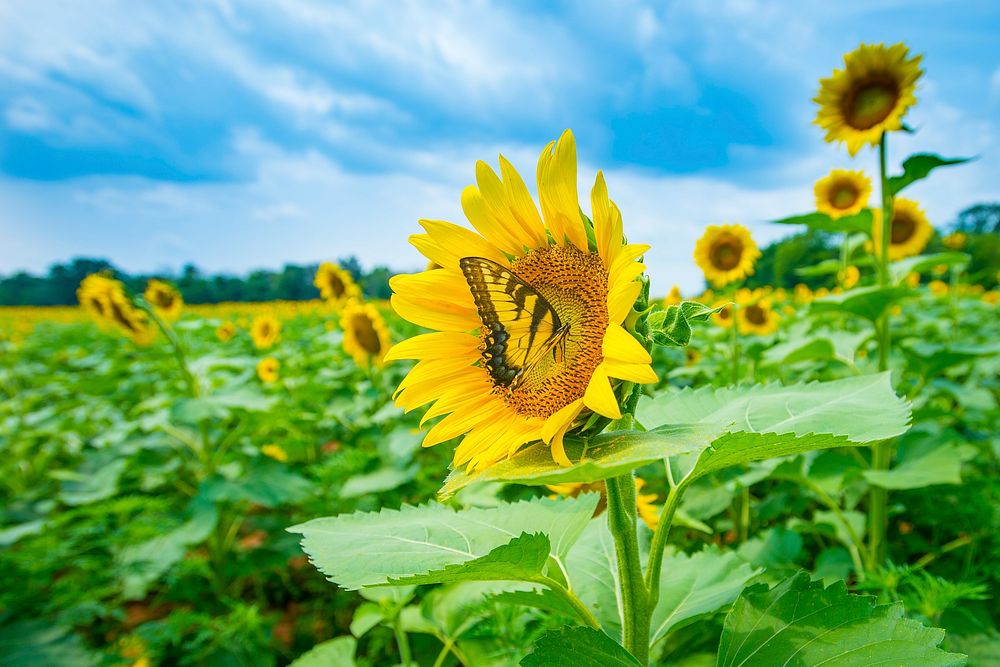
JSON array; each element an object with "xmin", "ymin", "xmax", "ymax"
[
  {"xmin": 831, "ymin": 182, "xmax": 859, "ymax": 209},
  {"xmin": 326, "ymin": 274, "xmax": 345, "ymax": 298},
  {"xmin": 844, "ymin": 78, "xmax": 900, "ymax": 130},
  {"xmin": 488, "ymin": 245, "xmax": 609, "ymax": 419},
  {"xmin": 709, "ymin": 235, "xmax": 744, "ymax": 271},
  {"xmin": 718, "ymin": 306, "xmax": 732, "ymax": 321},
  {"xmin": 891, "ymin": 212, "xmax": 916, "ymax": 244},
  {"xmin": 351, "ymin": 315, "xmax": 383, "ymax": 355},
  {"xmin": 744, "ymin": 304, "xmax": 767, "ymax": 325}
]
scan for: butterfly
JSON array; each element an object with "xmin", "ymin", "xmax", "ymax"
[{"xmin": 459, "ymin": 257, "xmax": 571, "ymax": 389}]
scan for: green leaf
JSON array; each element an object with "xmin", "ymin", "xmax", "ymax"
[
  {"xmin": 340, "ymin": 464, "xmax": 418, "ymax": 499},
  {"xmin": 772, "ymin": 209, "xmax": 872, "ymax": 235},
  {"xmin": 809, "ymin": 285, "xmax": 911, "ymax": 322},
  {"xmin": 521, "ymin": 627, "xmax": 640, "ymax": 667},
  {"xmin": 388, "ymin": 532, "xmax": 550, "ymax": 585},
  {"xmin": 794, "ymin": 258, "xmax": 842, "ymax": 278},
  {"xmin": 424, "ymin": 581, "xmax": 522, "ymax": 640},
  {"xmin": 288, "ymin": 636, "xmax": 356, "ymax": 667},
  {"xmin": 891, "ymin": 252, "xmax": 971, "ymax": 283},
  {"xmin": 566, "ymin": 519, "xmax": 625, "ymax": 640},
  {"xmin": 440, "ymin": 424, "xmax": 723, "ymax": 495},
  {"xmin": 288, "ymin": 494, "xmax": 597, "ymax": 590},
  {"xmin": 718, "ymin": 572, "xmax": 967, "ymax": 667},
  {"xmin": 736, "ymin": 527, "xmax": 802, "ymax": 569},
  {"xmin": 888, "ymin": 154, "xmax": 974, "ymax": 195},
  {"xmin": 863, "ymin": 439, "xmax": 964, "ymax": 490},
  {"xmin": 648, "ymin": 301, "xmax": 724, "ymax": 347},
  {"xmin": 490, "ymin": 587, "xmax": 580, "ymax": 619},
  {"xmin": 0, "ymin": 621, "xmax": 98, "ymax": 667},
  {"xmin": 199, "ymin": 461, "xmax": 313, "ymax": 508},
  {"xmin": 58, "ymin": 458, "xmax": 127, "ymax": 506},
  {"xmin": 650, "ymin": 547, "xmax": 758, "ymax": 646}
]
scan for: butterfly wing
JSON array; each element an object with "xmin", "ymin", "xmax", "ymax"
[{"xmin": 459, "ymin": 257, "xmax": 567, "ymax": 388}]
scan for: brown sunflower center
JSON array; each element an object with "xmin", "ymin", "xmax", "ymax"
[
  {"xmin": 831, "ymin": 182, "xmax": 859, "ymax": 209},
  {"xmin": 325, "ymin": 273, "xmax": 345, "ymax": 298},
  {"xmin": 487, "ymin": 245, "xmax": 609, "ymax": 419},
  {"xmin": 744, "ymin": 304, "xmax": 767, "ymax": 325},
  {"xmin": 718, "ymin": 306, "xmax": 732, "ymax": 321},
  {"xmin": 891, "ymin": 212, "xmax": 916, "ymax": 244},
  {"xmin": 709, "ymin": 235, "xmax": 744, "ymax": 271},
  {"xmin": 844, "ymin": 77, "xmax": 900, "ymax": 130},
  {"xmin": 259, "ymin": 323, "xmax": 272, "ymax": 337},
  {"xmin": 155, "ymin": 290, "xmax": 176, "ymax": 308},
  {"xmin": 351, "ymin": 314, "xmax": 383, "ymax": 355}
]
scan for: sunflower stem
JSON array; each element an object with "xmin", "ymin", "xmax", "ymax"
[
  {"xmin": 644, "ymin": 478, "xmax": 687, "ymax": 614},
  {"xmin": 138, "ymin": 299, "xmax": 201, "ymax": 398},
  {"xmin": 730, "ymin": 316, "xmax": 741, "ymax": 385},
  {"xmin": 605, "ymin": 474, "xmax": 649, "ymax": 665},
  {"xmin": 869, "ymin": 131, "xmax": 894, "ymax": 569}
]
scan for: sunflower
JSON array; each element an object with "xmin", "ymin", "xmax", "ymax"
[
  {"xmin": 685, "ymin": 347, "xmax": 701, "ymax": 366},
  {"xmin": 694, "ymin": 224, "xmax": 760, "ymax": 288},
  {"xmin": 216, "ymin": 320, "xmax": 237, "ymax": 342},
  {"xmin": 341, "ymin": 300, "xmax": 391, "ymax": 367},
  {"xmin": 663, "ymin": 285, "xmax": 682, "ymax": 307},
  {"xmin": 143, "ymin": 279, "xmax": 183, "ymax": 320},
  {"xmin": 793, "ymin": 283, "xmax": 813, "ymax": 304},
  {"xmin": 711, "ymin": 300, "xmax": 735, "ymax": 329},
  {"xmin": 547, "ymin": 478, "xmax": 660, "ymax": 530},
  {"xmin": 77, "ymin": 273, "xmax": 155, "ymax": 345},
  {"xmin": 814, "ymin": 170, "xmax": 871, "ymax": 218},
  {"xmin": 872, "ymin": 197, "xmax": 933, "ymax": 261},
  {"xmin": 257, "ymin": 357, "xmax": 279, "ymax": 383},
  {"xmin": 839, "ymin": 265, "xmax": 861, "ymax": 289},
  {"xmin": 928, "ymin": 280, "xmax": 948, "ymax": 296},
  {"xmin": 386, "ymin": 130, "xmax": 655, "ymax": 471},
  {"xmin": 736, "ymin": 290, "xmax": 779, "ymax": 336},
  {"xmin": 942, "ymin": 232, "xmax": 966, "ymax": 250},
  {"xmin": 905, "ymin": 272, "xmax": 921, "ymax": 288},
  {"xmin": 814, "ymin": 43, "xmax": 923, "ymax": 155},
  {"xmin": 250, "ymin": 315, "xmax": 281, "ymax": 349},
  {"xmin": 314, "ymin": 262, "xmax": 361, "ymax": 307},
  {"xmin": 261, "ymin": 444, "xmax": 288, "ymax": 462}
]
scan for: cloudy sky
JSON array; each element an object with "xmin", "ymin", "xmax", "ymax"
[{"xmin": 2, "ymin": 0, "xmax": 998, "ymax": 291}]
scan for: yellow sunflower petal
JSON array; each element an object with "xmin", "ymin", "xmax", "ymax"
[
  {"xmin": 537, "ymin": 130, "xmax": 588, "ymax": 251},
  {"xmin": 583, "ymin": 363, "xmax": 621, "ymax": 420},
  {"xmin": 603, "ymin": 359, "xmax": 657, "ymax": 384},
  {"xmin": 603, "ymin": 323, "xmax": 651, "ymax": 364},
  {"xmin": 461, "ymin": 185, "xmax": 525, "ymax": 256}
]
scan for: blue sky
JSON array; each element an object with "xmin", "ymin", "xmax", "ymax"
[{"xmin": 2, "ymin": 0, "xmax": 998, "ymax": 291}]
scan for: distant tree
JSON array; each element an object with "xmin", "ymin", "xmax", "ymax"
[
  {"xmin": 744, "ymin": 230, "xmax": 837, "ymax": 290},
  {"xmin": 954, "ymin": 203, "xmax": 1000, "ymax": 234}
]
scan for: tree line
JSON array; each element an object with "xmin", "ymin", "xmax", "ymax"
[{"xmin": 1, "ymin": 204, "xmax": 997, "ymax": 306}]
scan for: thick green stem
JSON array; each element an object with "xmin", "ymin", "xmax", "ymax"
[
  {"xmin": 605, "ymin": 474, "xmax": 649, "ymax": 665},
  {"xmin": 536, "ymin": 575, "xmax": 602, "ymax": 630},
  {"xmin": 869, "ymin": 131, "xmax": 894, "ymax": 569},
  {"xmin": 393, "ymin": 616, "xmax": 413, "ymax": 667}
]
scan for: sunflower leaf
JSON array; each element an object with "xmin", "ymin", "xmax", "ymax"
[
  {"xmin": 386, "ymin": 532, "xmax": 550, "ymax": 586},
  {"xmin": 772, "ymin": 209, "xmax": 872, "ymax": 235},
  {"xmin": 890, "ymin": 252, "xmax": 970, "ymax": 284},
  {"xmin": 287, "ymin": 636, "xmax": 356, "ymax": 667},
  {"xmin": 288, "ymin": 494, "xmax": 597, "ymax": 590},
  {"xmin": 521, "ymin": 627, "xmax": 641, "ymax": 667},
  {"xmin": 717, "ymin": 572, "xmax": 967, "ymax": 667},
  {"xmin": 809, "ymin": 284, "xmax": 911, "ymax": 322},
  {"xmin": 888, "ymin": 153, "xmax": 974, "ymax": 196},
  {"xmin": 648, "ymin": 300, "xmax": 725, "ymax": 347}
]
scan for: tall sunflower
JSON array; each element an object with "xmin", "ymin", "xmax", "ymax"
[
  {"xmin": 77, "ymin": 273, "xmax": 155, "ymax": 345},
  {"xmin": 814, "ymin": 169, "xmax": 871, "ymax": 218},
  {"xmin": 250, "ymin": 315, "xmax": 281, "ymax": 349},
  {"xmin": 257, "ymin": 357, "xmax": 280, "ymax": 383},
  {"xmin": 386, "ymin": 130, "xmax": 655, "ymax": 471},
  {"xmin": 341, "ymin": 300, "xmax": 391, "ymax": 367},
  {"xmin": 144, "ymin": 279, "xmax": 183, "ymax": 321},
  {"xmin": 314, "ymin": 262, "xmax": 361, "ymax": 307},
  {"xmin": 694, "ymin": 224, "xmax": 760, "ymax": 288},
  {"xmin": 814, "ymin": 43, "xmax": 923, "ymax": 155},
  {"xmin": 736, "ymin": 289, "xmax": 779, "ymax": 336},
  {"xmin": 872, "ymin": 197, "xmax": 933, "ymax": 261}
]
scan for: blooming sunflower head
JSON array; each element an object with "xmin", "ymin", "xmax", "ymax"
[
  {"xmin": 250, "ymin": 315, "xmax": 281, "ymax": 349},
  {"xmin": 341, "ymin": 300, "xmax": 391, "ymax": 368},
  {"xmin": 386, "ymin": 130, "xmax": 656, "ymax": 472},
  {"xmin": 942, "ymin": 231, "xmax": 967, "ymax": 250},
  {"xmin": 814, "ymin": 43, "xmax": 923, "ymax": 155},
  {"xmin": 871, "ymin": 197, "xmax": 933, "ymax": 261},
  {"xmin": 314, "ymin": 262, "xmax": 361, "ymax": 307},
  {"xmin": 736, "ymin": 289, "xmax": 779, "ymax": 336},
  {"xmin": 711, "ymin": 299, "xmax": 735, "ymax": 329},
  {"xmin": 694, "ymin": 224, "xmax": 760, "ymax": 288},
  {"xmin": 814, "ymin": 169, "xmax": 872, "ymax": 219},
  {"xmin": 928, "ymin": 279, "xmax": 948, "ymax": 296},
  {"xmin": 216, "ymin": 320, "xmax": 237, "ymax": 342},
  {"xmin": 77, "ymin": 273, "xmax": 155, "ymax": 345},
  {"xmin": 143, "ymin": 279, "xmax": 183, "ymax": 321},
  {"xmin": 839, "ymin": 265, "xmax": 861, "ymax": 290},
  {"xmin": 257, "ymin": 356, "xmax": 279, "ymax": 383}
]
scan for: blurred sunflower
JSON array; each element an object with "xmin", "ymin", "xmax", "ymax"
[
  {"xmin": 685, "ymin": 347, "xmax": 701, "ymax": 366},
  {"xmin": 839, "ymin": 265, "xmax": 861, "ymax": 289},
  {"xmin": 314, "ymin": 262, "xmax": 361, "ymax": 307},
  {"xmin": 694, "ymin": 224, "xmax": 760, "ymax": 288},
  {"xmin": 635, "ymin": 478, "xmax": 661, "ymax": 530},
  {"xmin": 143, "ymin": 279, "xmax": 183, "ymax": 320},
  {"xmin": 77, "ymin": 273, "xmax": 155, "ymax": 345},
  {"xmin": 872, "ymin": 197, "xmax": 933, "ymax": 261},
  {"xmin": 814, "ymin": 170, "xmax": 871, "ymax": 218},
  {"xmin": 216, "ymin": 320, "xmax": 237, "ymax": 342},
  {"xmin": 814, "ymin": 43, "xmax": 923, "ymax": 155},
  {"xmin": 793, "ymin": 283, "xmax": 813, "ymax": 304},
  {"xmin": 663, "ymin": 284, "xmax": 682, "ymax": 306},
  {"xmin": 942, "ymin": 232, "xmax": 967, "ymax": 250},
  {"xmin": 736, "ymin": 290, "xmax": 779, "ymax": 336},
  {"xmin": 261, "ymin": 444, "xmax": 288, "ymax": 462},
  {"xmin": 905, "ymin": 272, "xmax": 921, "ymax": 288},
  {"xmin": 257, "ymin": 357, "xmax": 279, "ymax": 383},
  {"xmin": 928, "ymin": 280, "xmax": 948, "ymax": 296},
  {"xmin": 251, "ymin": 315, "xmax": 281, "ymax": 349},
  {"xmin": 387, "ymin": 130, "xmax": 655, "ymax": 471},
  {"xmin": 547, "ymin": 478, "xmax": 660, "ymax": 530},
  {"xmin": 711, "ymin": 299, "xmax": 734, "ymax": 329},
  {"xmin": 341, "ymin": 300, "xmax": 391, "ymax": 367}
]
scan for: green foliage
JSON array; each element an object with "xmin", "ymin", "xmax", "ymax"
[
  {"xmin": 521, "ymin": 627, "xmax": 643, "ymax": 666},
  {"xmin": 648, "ymin": 301, "xmax": 726, "ymax": 347},
  {"xmin": 889, "ymin": 154, "xmax": 974, "ymax": 196}
]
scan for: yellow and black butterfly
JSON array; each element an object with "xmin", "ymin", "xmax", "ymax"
[{"xmin": 459, "ymin": 257, "xmax": 571, "ymax": 389}]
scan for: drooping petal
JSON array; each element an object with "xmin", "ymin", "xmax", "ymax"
[
  {"xmin": 602, "ymin": 323, "xmax": 651, "ymax": 364},
  {"xmin": 583, "ymin": 363, "xmax": 622, "ymax": 420},
  {"xmin": 603, "ymin": 358, "xmax": 657, "ymax": 384}
]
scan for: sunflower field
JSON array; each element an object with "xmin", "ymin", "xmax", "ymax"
[{"xmin": 2, "ymin": 43, "xmax": 1000, "ymax": 667}]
